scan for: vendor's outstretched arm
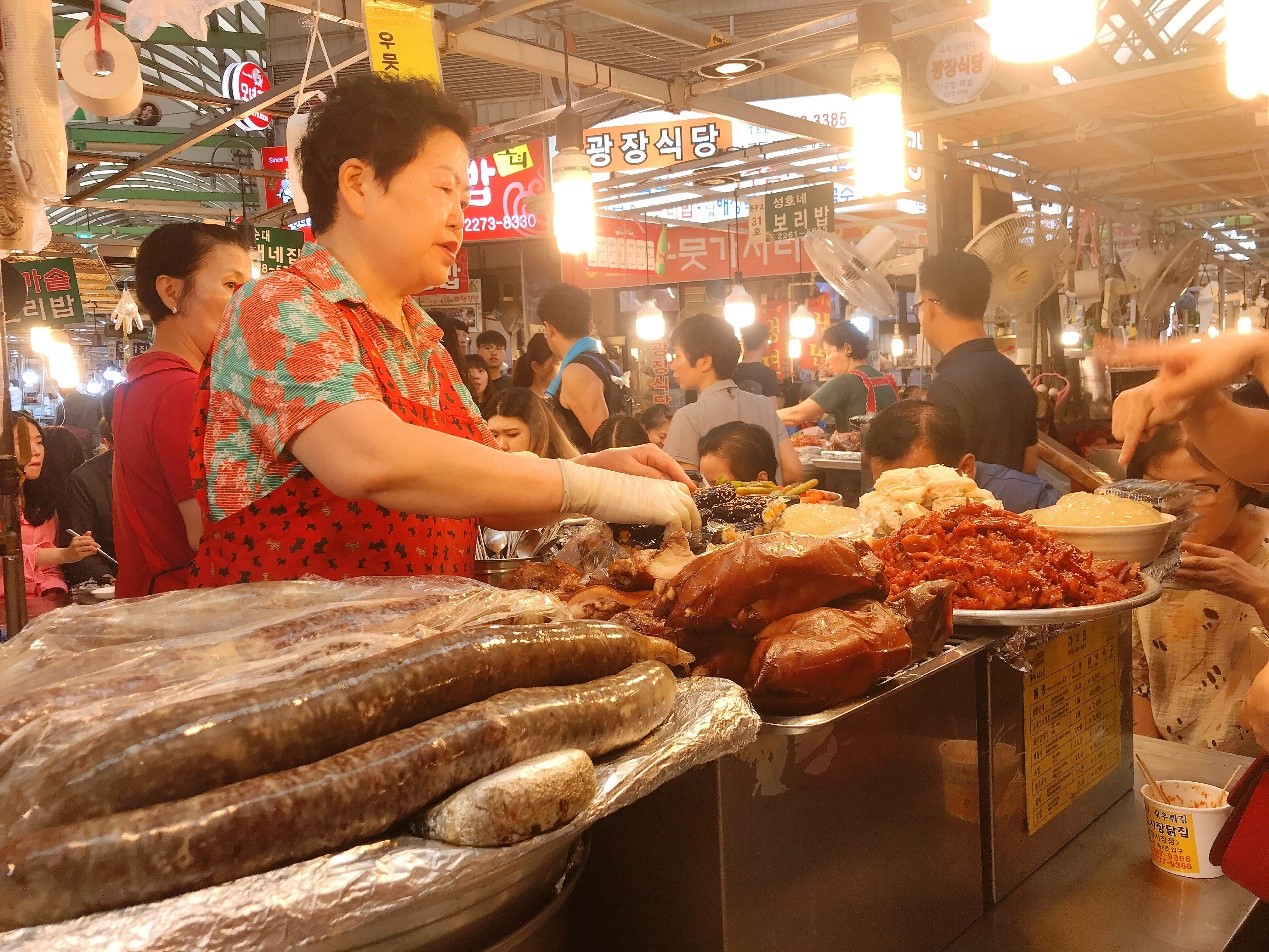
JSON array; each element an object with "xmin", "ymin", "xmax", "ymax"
[
  {"xmin": 778, "ymin": 398, "xmax": 825, "ymax": 428},
  {"xmin": 1183, "ymin": 392, "xmax": 1269, "ymax": 490},
  {"xmin": 292, "ymin": 401, "xmax": 699, "ymax": 530}
]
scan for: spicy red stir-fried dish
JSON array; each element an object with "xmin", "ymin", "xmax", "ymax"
[{"xmin": 871, "ymin": 503, "xmax": 1145, "ymax": 611}]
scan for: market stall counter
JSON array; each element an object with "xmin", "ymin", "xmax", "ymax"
[{"xmin": 943, "ymin": 736, "xmax": 1263, "ymax": 952}]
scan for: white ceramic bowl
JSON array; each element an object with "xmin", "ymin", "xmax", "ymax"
[{"xmin": 1032, "ymin": 512, "xmax": 1176, "ymax": 564}]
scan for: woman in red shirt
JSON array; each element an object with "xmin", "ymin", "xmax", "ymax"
[{"xmin": 113, "ymin": 223, "xmax": 252, "ymax": 597}]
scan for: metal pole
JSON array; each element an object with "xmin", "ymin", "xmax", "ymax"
[{"xmin": 0, "ymin": 276, "xmax": 28, "ymax": 637}]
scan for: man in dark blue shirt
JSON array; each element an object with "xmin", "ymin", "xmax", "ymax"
[
  {"xmin": 864, "ymin": 400, "xmax": 1060, "ymax": 514},
  {"xmin": 916, "ymin": 250, "xmax": 1039, "ymax": 473}
]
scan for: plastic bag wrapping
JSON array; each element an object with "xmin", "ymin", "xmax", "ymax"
[
  {"xmin": 124, "ymin": 0, "xmax": 239, "ymax": 41},
  {"xmin": 0, "ymin": 577, "xmax": 566, "ymax": 812},
  {"xmin": 0, "ymin": 678, "xmax": 758, "ymax": 952}
]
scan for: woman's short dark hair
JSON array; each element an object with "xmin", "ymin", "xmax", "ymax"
[
  {"xmin": 135, "ymin": 222, "xmax": 250, "ymax": 321},
  {"xmin": 636, "ymin": 404, "xmax": 673, "ymax": 430},
  {"xmin": 20, "ymin": 419, "xmax": 84, "ymax": 527},
  {"xmin": 297, "ymin": 75, "xmax": 472, "ymax": 234},
  {"xmin": 1127, "ymin": 424, "xmax": 1259, "ymax": 506},
  {"xmin": 513, "ymin": 333, "xmax": 554, "ymax": 388},
  {"xmin": 821, "ymin": 321, "xmax": 871, "ymax": 360},
  {"xmin": 864, "ymin": 400, "xmax": 967, "ymax": 466},
  {"xmin": 538, "ymin": 284, "xmax": 593, "ymax": 340},
  {"xmin": 590, "ymin": 414, "xmax": 650, "ymax": 450},
  {"xmin": 698, "ymin": 421, "xmax": 779, "ymax": 483},
  {"xmin": 918, "ymin": 250, "xmax": 993, "ymax": 321},
  {"xmin": 671, "ymin": 313, "xmax": 741, "ymax": 379}
]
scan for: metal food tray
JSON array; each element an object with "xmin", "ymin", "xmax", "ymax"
[{"xmin": 951, "ymin": 575, "xmax": 1162, "ymax": 627}]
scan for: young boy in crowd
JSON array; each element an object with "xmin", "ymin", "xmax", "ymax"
[{"xmin": 476, "ymin": 329, "xmax": 511, "ymax": 397}]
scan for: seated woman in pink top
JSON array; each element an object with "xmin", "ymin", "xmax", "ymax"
[{"xmin": 12, "ymin": 412, "xmax": 99, "ymax": 596}]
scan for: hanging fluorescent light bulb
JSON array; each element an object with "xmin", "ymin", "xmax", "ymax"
[
  {"xmin": 552, "ymin": 107, "xmax": 597, "ymax": 256},
  {"xmin": 889, "ymin": 331, "xmax": 905, "ymax": 359},
  {"xmin": 635, "ymin": 299, "xmax": 666, "ymax": 341},
  {"xmin": 1060, "ymin": 325, "xmax": 1082, "ymax": 348},
  {"xmin": 1226, "ymin": 0, "xmax": 1269, "ymax": 100},
  {"xmin": 29, "ymin": 325, "xmax": 53, "ymax": 355},
  {"xmin": 851, "ymin": 3, "xmax": 905, "ymax": 198},
  {"xmin": 789, "ymin": 303, "xmax": 817, "ymax": 339},
  {"xmin": 986, "ymin": 0, "xmax": 1096, "ymax": 64},
  {"xmin": 724, "ymin": 280, "xmax": 756, "ymax": 330},
  {"xmin": 788, "ymin": 338, "xmax": 803, "ymax": 360}
]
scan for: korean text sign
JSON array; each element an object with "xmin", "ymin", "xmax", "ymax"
[
  {"xmin": 465, "ymin": 141, "xmax": 549, "ymax": 242},
  {"xmin": 583, "ymin": 117, "xmax": 733, "ymax": 173},
  {"xmin": 17, "ymin": 259, "xmax": 83, "ymax": 326},
  {"xmin": 254, "ymin": 227, "xmax": 304, "ymax": 274}
]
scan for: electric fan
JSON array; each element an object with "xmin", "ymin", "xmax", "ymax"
[
  {"xmin": 964, "ymin": 212, "xmax": 1069, "ymax": 321},
  {"xmin": 803, "ymin": 226, "xmax": 899, "ymax": 319}
]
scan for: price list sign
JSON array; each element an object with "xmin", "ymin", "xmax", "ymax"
[{"xmin": 1022, "ymin": 616, "xmax": 1123, "ymax": 833}]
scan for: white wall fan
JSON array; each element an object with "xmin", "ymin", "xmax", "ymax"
[
  {"xmin": 1123, "ymin": 236, "xmax": 1204, "ymax": 340},
  {"xmin": 803, "ymin": 226, "xmax": 903, "ymax": 319},
  {"xmin": 964, "ymin": 212, "xmax": 1070, "ymax": 323}
]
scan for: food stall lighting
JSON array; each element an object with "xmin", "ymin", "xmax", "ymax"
[
  {"xmin": 788, "ymin": 338, "xmax": 802, "ymax": 360},
  {"xmin": 1226, "ymin": 0, "xmax": 1269, "ymax": 99},
  {"xmin": 789, "ymin": 304, "xmax": 818, "ymax": 339},
  {"xmin": 890, "ymin": 332, "xmax": 905, "ymax": 359},
  {"xmin": 724, "ymin": 282, "xmax": 756, "ymax": 330},
  {"xmin": 20, "ymin": 369, "xmax": 39, "ymax": 387},
  {"xmin": 103, "ymin": 367, "xmax": 126, "ymax": 384},
  {"xmin": 1060, "ymin": 326, "xmax": 1082, "ymax": 348},
  {"xmin": 552, "ymin": 108, "xmax": 597, "ymax": 257},
  {"xmin": 1207, "ymin": 323, "xmax": 1221, "ymax": 338},
  {"xmin": 85, "ymin": 379, "xmax": 103, "ymax": 395},
  {"xmin": 850, "ymin": 6, "xmax": 905, "ymax": 198},
  {"xmin": 629, "ymin": 347, "xmax": 640, "ymax": 360},
  {"xmin": 850, "ymin": 314, "xmax": 873, "ymax": 334},
  {"xmin": 985, "ymin": 0, "xmax": 1096, "ymax": 63},
  {"xmin": 47, "ymin": 342, "xmax": 81, "ymax": 390},
  {"xmin": 29, "ymin": 326, "xmax": 53, "ymax": 355},
  {"xmin": 1238, "ymin": 314, "xmax": 1256, "ymax": 334},
  {"xmin": 634, "ymin": 299, "xmax": 666, "ymax": 341}
]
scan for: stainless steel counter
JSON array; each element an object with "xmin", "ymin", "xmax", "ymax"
[{"xmin": 944, "ymin": 736, "xmax": 1261, "ymax": 952}]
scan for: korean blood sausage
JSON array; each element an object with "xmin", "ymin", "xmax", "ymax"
[{"xmin": 0, "ymin": 661, "xmax": 677, "ymax": 929}]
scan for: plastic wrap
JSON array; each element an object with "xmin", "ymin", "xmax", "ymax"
[
  {"xmin": 124, "ymin": 0, "xmax": 239, "ymax": 41},
  {"xmin": 0, "ymin": 577, "xmax": 566, "ymax": 819},
  {"xmin": 0, "ymin": 677, "xmax": 758, "ymax": 952}
]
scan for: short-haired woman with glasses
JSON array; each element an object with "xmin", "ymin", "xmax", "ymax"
[{"xmin": 1128, "ymin": 423, "xmax": 1269, "ymax": 754}]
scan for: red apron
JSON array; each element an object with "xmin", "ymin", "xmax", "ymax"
[
  {"xmin": 188, "ymin": 309, "xmax": 496, "ymax": 587},
  {"xmin": 848, "ymin": 368, "xmax": 899, "ymax": 414}
]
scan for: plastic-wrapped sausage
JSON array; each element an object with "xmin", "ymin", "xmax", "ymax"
[
  {"xmin": 0, "ymin": 622, "xmax": 687, "ymax": 839},
  {"xmin": 0, "ymin": 660, "xmax": 677, "ymax": 930}
]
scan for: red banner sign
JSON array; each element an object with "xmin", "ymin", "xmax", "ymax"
[
  {"xmin": 261, "ymin": 145, "xmax": 289, "ymax": 209},
  {"xmin": 417, "ymin": 248, "xmax": 469, "ymax": 295},
  {"xmin": 464, "ymin": 141, "xmax": 549, "ymax": 242},
  {"xmin": 564, "ymin": 221, "xmax": 810, "ymax": 289}
]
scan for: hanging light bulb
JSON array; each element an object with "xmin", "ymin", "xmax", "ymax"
[
  {"xmin": 788, "ymin": 338, "xmax": 803, "ymax": 360},
  {"xmin": 20, "ymin": 369, "xmax": 39, "ymax": 387},
  {"xmin": 635, "ymin": 299, "xmax": 666, "ymax": 341},
  {"xmin": 789, "ymin": 303, "xmax": 817, "ymax": 340},
  {"xmin": 1207, "ymin": 323, "xmax": 1222, "ymax": 338},
  {"xmin": 889, "ymin": 331, "xmax": 905, "ymax": 360},
  {"xmin": 29, "ymin": 326, "xmax": 53, "ymax": 355},
  {"xmin": 986, "ymin": 0, "xmax": 1097, "ymax": 64},
  {"xmin": 1226, "ymin": 0, "xmax": 1269, "ymax": 99},
  {"xmin": 851, "ymin": 3, "xmax": 906, "ymax": 198},
  {"xmin": 724, "ymin": 281, "xmax": 756, "ymax": 330},
  {"xmin": 1238, "ymin": 310, "xmax": 1256, "ymax": 334},
  {"xmin": 850, "ymin": 314, "xmax": 873, "ymax": 334},
  {"xmin": 552, "ymin": 108, "xmax": 597, "ymax": 256},
  {"xmin": 47, "ymin": 341, "xmax": 81, "ymax": 390},
  {"xmin": 1060, "ymin": 325, "xmax": 1082, "ymax": 348},
  {"xmin": 85, "ymin": 379, "xmax": 103, "ymax": 395}
]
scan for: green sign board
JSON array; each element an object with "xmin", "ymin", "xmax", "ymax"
[
  {"xmin": 13, "ymin": 258, "xmax": 84, "ymax": 326},
  {"xmin": 763, "ymin": 182, "xmax": 835, "ymax": 242},
  {"xmin": 254, "ymin": 226, "xmax": 304, "ymax": 273}
]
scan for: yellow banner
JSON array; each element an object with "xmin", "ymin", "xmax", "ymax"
[{"xmin": 363, "ymin": 1, "xmax": 442, "ymax": 85}]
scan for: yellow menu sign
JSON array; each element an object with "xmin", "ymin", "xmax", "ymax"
[
  {"xmin": 363, "ymin": 0, "xmax": 442, "ymax": 85},
  {"xmin": 1022, "ymin": 616, "xmax": 1123, "ymax": 833}
]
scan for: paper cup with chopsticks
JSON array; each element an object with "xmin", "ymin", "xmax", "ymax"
[{"xmin": 1142, "ymin": 780, "xmax": 1233, "ymax": 879}]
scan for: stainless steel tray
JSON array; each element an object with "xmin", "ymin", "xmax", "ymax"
[{"xmin": 951, "ymin": 575, "xmax": 1162, "ymax": 627}]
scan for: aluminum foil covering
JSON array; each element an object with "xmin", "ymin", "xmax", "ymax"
[{"xmin": 0, "ymin": 677, "xmax": 758, "ymax": 952}]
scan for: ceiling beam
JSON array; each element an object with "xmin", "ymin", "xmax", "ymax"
[
  {"xmin": 447, "ymin": 0, "xmax": 564, "ymax": 33},
  {"xmin": 67, "ymin": 50, "xmax": 367, "ymax": 204}
]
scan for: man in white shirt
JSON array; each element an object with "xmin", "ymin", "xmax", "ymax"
[{"xmin": 663, "ymin": 313, "xmax": 801, "ymax": 484}]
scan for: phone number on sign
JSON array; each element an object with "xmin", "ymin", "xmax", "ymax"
[{"xmin": 465, "ymin": 213, "xmax": 538, "ymax": 233}]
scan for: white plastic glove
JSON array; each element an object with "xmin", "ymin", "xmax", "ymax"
[{"xmin": 558, "ymin": 459, "xmax": 701, "ymax": 533}]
